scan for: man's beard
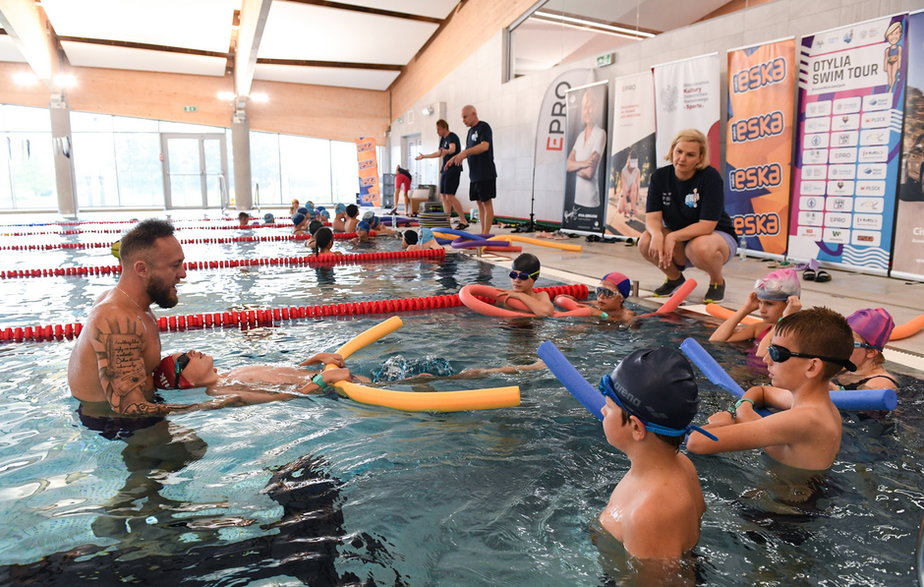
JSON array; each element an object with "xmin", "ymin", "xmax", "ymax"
[{"xmin": 147, "ymin": 275, "xmax": 178, "ymax": 308}]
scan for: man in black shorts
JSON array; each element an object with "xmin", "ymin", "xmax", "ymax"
[
  {"xmin": 447, "ymin": 105, "xmax": 497, "ymax": 231},
  {"xmin": 417, "ymin": 119, "xmax": 468, "ymax": 229}
]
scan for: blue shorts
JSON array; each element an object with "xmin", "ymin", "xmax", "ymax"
[{"xmin": 680, "ymin": 231, "xmax": 737, "ymax": 268}]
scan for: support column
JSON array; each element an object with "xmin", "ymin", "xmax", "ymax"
[
  {"xmin": 49, "ymin": 93, "xmax": 77, "ymax": 216},
  {"xmin": 231, "ymin": 109, "xmax": 252, "ymax": 210}
]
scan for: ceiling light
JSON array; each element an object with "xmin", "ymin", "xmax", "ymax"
[
  {"xmin": 250, "ymin": 93, "xmax": 269, "ymax": 103},
  {"xmin": 421, "ymin": 106, "xmax": 434, "ymax": 116},
  {"xmin": 217, "ymin": 91, "xmax": 236, "ymax": 101},
  {"xmin": 534, "ymin": 11, "xmax": 655, "ymax": 39},
  {"xmin": 13, "ymin": 72, "xmax": 39, "ymax": 86}
]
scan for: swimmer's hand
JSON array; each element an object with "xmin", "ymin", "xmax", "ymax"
[
  {"xmin": 300, "ymin": 352, "xmax": 345, "ymax": 368},
  {"xmin": 193, "ymin": 395, "xmax": 244, "ymax": 411},
  {"xmin": 783, "ymin": 295, "xmax": 802, "ymax": 317},
  {"xmin": 706, "ymin": 411, "xmax": 734, "ymax": 426},
  {"xmin": 295, "ymin": 367, "xmax": 352, "ymax": 394}
]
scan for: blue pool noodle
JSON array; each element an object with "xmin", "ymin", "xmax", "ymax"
[
  {"xmin": 537, "ymin": 341, "xmax": 604, "ymax": 420},
  {"xmin": 679, "ymin": 338, "xmax": 897, "ymax": 412}
]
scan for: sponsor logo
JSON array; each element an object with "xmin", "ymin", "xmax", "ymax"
[
  {"xmin": 828, "ymin": 165, "xmax": 855, "ymax": 180},
  {"xmin": 797, "ymin": 226, "xmax": 821, "ymax": 238},
  {"xmin": 729, "ymin": 163, "xmax": 783, "ymax": 191},
  {"xmin": 805, "ymin": 100, "xmax": 832, "ymax": 117},
  {"xmin": 826, "ymin": 197, "xmax": 853, "ymax": 212},
  {"xmin": 798, "ymin": 211, "xmax": 823, "ymax": 226},
  {"xmin": 800, "ymin": 181, "xmax": 825, "ymax": 195},
  {"xmin": 824, "ymin": 212, "xmax": 851, "ymax": 227},
  {"xmin": 832, "ymin": 96, "xmax": 861, "ymax": 114},
  {"xmin": 851, "ymin": 230, "xmax": 880, "ymax": 246},
  {"xmin": 831, "ymin": 114, "xmax": 859, "ymax": 131},
  {"xmin": 731, "ymin": 111, "xmax": 785, "ymax": 143},
  {"xmin": 856, "ymin": 181, "xmax": 885, "ymax": 196},
  {"xmin": 858, "ymin": 146, "xmax": 888, "ymax": 162},
  {"xmin": 855, "ymin": 198, "xmax": 883, "ymax": 212},
  {"xmin": 733, "ymin": 213, "xmax": 780, "ymax": 236},
  {"xmin": 802, "ymin": 149, "xmax": 828, "ymax": 164},
  {"xmin": 826, "ymin": 180, "xmax": 854, "ymax": 196},
  {"xmin": 801, "ymin": 196, "xmax": 823, "ymax": 210},
  {"xmin": 823, "ymin": 227, "xmax": 850, "ymax": 243},
  {"xmin": 732, "ymin": 56, "xmax": 787, "ymax": 93},
  {"xmin": 829, "ymin": 148, "xmax": 857, "ymax": 163},
  {"xmin": 853, "ymin": 214, "xmax": 882, "ymax": 230}
]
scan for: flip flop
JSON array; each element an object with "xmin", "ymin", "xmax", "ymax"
[
  {"xmin": 803, "ymin": 269, "xmax": 816, "ymax": 281},
  {"xmin": 814, "ymin": 270, "xmax": 831, "ymax": 283}
]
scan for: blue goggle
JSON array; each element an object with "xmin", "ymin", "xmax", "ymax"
[
  {"xmin": 598, "ymin": 374, "xmax": 717, "ymax": 441},
  {"xmin": 509, "ymin": 269, "xmax": 540, "ymax": 281},
  {"xmin": 853, "ymin": 341, "xmax": 879, "ymax": 350},
  {"xmin": 175, "ymin": 352, "xmax": 190, "ymax": 388}
]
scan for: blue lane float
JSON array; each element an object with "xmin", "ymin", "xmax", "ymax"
[
  {"xmin": 679, "ymin": 338, "xmax": 897, "ymax": 412},
  {"xmin": 537, "ymin": 341, "xmax": 604, "ymax": 420}
]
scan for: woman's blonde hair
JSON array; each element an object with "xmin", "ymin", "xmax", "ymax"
[{"xmin": 664, "ymin": 128, "xmax": 709, "ymax": 170}]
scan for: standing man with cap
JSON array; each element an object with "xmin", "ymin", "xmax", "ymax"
[
  {"xmin": 597, "ymin": 348, "xmax": 714, "ymax": 561},
  {"xmin": 416, "ymin": 119, "xmax": 468, "ymax": 229},
  {"xmin": 447, "ymin": 105, "xmax": 497, "ymax": 232}
]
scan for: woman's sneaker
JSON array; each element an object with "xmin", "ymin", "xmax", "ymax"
[
  {"xmin": 653, "ymin": 275, "xmax": 685, "ymax": 297},
  {"xmin": 703, "ymin": 281, "xmax": 726, "ymax": 303}
]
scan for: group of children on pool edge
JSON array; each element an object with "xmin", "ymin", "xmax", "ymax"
[{"xmin": 494, "ymin": 255, "xmax": 899, "ymax": 560}]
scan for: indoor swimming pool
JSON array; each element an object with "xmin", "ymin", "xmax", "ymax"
[{"xmin": 0, "ymin": 222, "xmax": 923, "ymax": 585}]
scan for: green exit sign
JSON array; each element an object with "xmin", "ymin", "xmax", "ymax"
[
  {"xmin": 596, "ymin": 53, "xmax": 614, "ymax": 67},
  {"xmin": 184, "ymin": 106, "xmax": 197, "ymax": 112}
]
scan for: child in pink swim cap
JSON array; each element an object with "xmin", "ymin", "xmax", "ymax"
[
  {"xmin": 831, "ymin": 308, "xmax": 899, "ymax": 391},
  {"xmin": 710, "ymin": 268, "xmax": 801, "ymax": 348}
]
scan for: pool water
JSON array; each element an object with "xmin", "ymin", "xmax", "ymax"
[{"xmin": 0, "ymin": 228, "xmax": 923, "ymax": 585}]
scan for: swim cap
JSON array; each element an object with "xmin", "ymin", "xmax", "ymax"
[
  {"xmin": 512, "ymin": 253, "xmax": 541, "ymax": 276},
  {"xmin": 306, "ymin": 200, "xmax": 315, "ymax": 209},
  {"xmin": 297, "ymin": 207, "xmax": 309, "ymax": 215},
  {"xmin": 315, "ymin": 206, "xmax": 326, "ymax": 213},
  {"xmin": 292, "ymin": 213, "xmax": 306, "ymax": 226},
  {"xmin": 319, "ymin": 210, "xmax": 330, "ymax": 220},
  {"xmin": 263, "ymin": 213, "xmax": 275, "ymax": 224},
  {"xmin": 419, "ymin": 227, "xmax": 434, "ymax": 243},
  {"xmin": 305, "ymin": 207, "xmax": 316, "ymax": 218},
  {"xmin": 111, "ymin": 239, "xmax": 121, "ymax": 260},
  {"xmin": 335, "ymin": 203, "xmax": 346, "ymax": 214},
  {"xmin": 601, "ymin": 272, "xmax": 631, "ymax": 299},
  {"xmin": 362, "ymin": 210, "xmax": 375, "ymax": 222},
  {"xmin": 308, "ymin": 220, "xmax": 324, "ymax": 235},
  {"xmin": 754, "ymin": 268, "xmax": 800, "ymax": 301},
  {"xmin": 153, "ymin": 354, "xmax": 193, "ymax": 390},
  {"xmin": 357, "ymin": 220, "xmax": 371, "ymax": 232},
  {"xmin": 403, "ymin": 230, "xmax": 419, "ymax": 245},
  {"xmin": 846, "ymin": 307, "xmax": 894, "ymax": 350},
  {"xmin": 610, "ymin": 348, "xmax": 700, "ymax": 430}
]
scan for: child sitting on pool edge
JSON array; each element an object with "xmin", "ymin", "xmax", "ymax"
[
  {"xmin": 687, "ymin": 307, "xmax": 855, "ymax": 471},
  {"xmin": 496, "ymin": 253, "xmax": 554, "ymax": 317},
  {"xmin": 709, "ymin": 268, "xmax": 800, "ymax": 347},
  {"xmin": 403, "ymin": 227, "xmax": 442, "ymax": 252},
  {"xmin": 555, "ymin": 272, "xmax": 635, "ymax": 321},
  {"xmin": 598, "ymin": 348, "xmax": 714, "ymax": 560}
]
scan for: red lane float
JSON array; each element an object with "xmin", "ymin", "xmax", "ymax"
[
  {"xmin": 0, "ymin": 249, "xmax": 446, "ymax": 279},
  {"xmin": 459, "ymin": 284, "xmax": 592, "ymax": 318},
  {"xmin": 0, "ymin": 224, "xmax": 287, "ymax": 236},
  {"xmin": 0, "ymin": 231, "xmax": 371, "ymax": 251},
  {"xmin": 0, "ymin": 283, "xmax": 586, "ymax": 344}
]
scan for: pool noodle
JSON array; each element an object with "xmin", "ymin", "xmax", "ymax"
[
  {"xmin": 679, "ymin": 338, "xmax": 897, "ymax": 412},
  {"xmin": 634, "ymin": 278, "xmax": 698, "ymax": 319},
  {"xmin": 487, "ymin": 234, "xmax": 583, "ymax": 252},
  {"xmin": 705, "ymin": 303, "xmax": 761, "ymax": 324},
  {"xmin": 324, "ymin": 316, "xmax": 521, "ymax": 412},
  {"xmin": 536, "ymin": 341, "xmax": 604, "ymax": 420}
]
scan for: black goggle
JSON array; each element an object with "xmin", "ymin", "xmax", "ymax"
[
  {"xmin": 175, "ymin": 352, "xmax": 190, "ymax": 387},
  {"xmin": 509, "ymin": 270, "xmax": 540, "ymax": 281},
  {"xmin": 767, "ymin": 344, "xmax": 856, "ymax": 372},
  {"xmin": 853, "ymin": 341, "xmax": 878, "ymax": 350}
]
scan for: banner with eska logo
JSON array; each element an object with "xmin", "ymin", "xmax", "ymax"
[
  {"xmin": 531, "ymin": 69, "xmax": 594, "ymax": 223},
  {"xmin": 724, "ymin": 38, "xmax": 796, "ymax": 256},
  {"xmin": 604, "ymin": 71, "xmax": 656, "ymax": 239},
  {"xmin": 789, "ymin": 14, "xmax": 908, "ymax": 274},
  {"xmin": 892, "ymin": 10, "xmax": 924, "ymax": 281},
  {"xmin": 652, "ymin": 53, "xmax": 721, "ymax": 172},
  {"xmin": 355, "ymin": 136, "xmax": 380, "ymax": 207}
]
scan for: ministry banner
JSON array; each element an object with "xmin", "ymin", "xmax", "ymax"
[
  {"xmin": 561, "ymin": 81, "xmax": 609, "ymax": 235},
  {"xmin": 531, "ymin": 68, "xmax": 594, "ymax": 223},
  {"xmin": 653, "ymin": 53, "xmax": 721, "ymax": 171},
  {"xmin": 604, "ymin": 71, "xmax": 656, "ymax": 239},
  {"xmin": 892, "ymin": 10, "xmax": 924, "ymax": 281},
  {"xmin": 789, "ymin": 14, "xmax": 908, "ymax": 274},
  {"xmin": 725, "ymin": 38, "xmax": 796, "ymax": 256},
  {"xmin": 355, "ymin": 136, "xmax": 380, "ymax": 207}
]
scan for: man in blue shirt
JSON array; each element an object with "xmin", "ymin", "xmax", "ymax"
[{"xmin": 447, "ymin": 105, "xmax": 497, "ymax": 231}]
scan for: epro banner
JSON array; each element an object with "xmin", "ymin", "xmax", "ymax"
[
  {"xmin": 653, "ymin": 53, "xmax": 721, "ymax": 171},
  {"xmin": 355, "ymin": 137, "xmax": 380, "ymax": 207},
  {"xmin": 725, "ymin": 38, "xmax": 796, "ymax": 256},
  {"xmin": 789, "ymin": 14, "xmax": 907, "ymax": 274}
]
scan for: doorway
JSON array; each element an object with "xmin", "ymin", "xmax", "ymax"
[{"xmin": 161, "ymin": 133, "xmax": 228, "ymax": 209}]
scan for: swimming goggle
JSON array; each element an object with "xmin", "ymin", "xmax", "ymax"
[
  {"xmin": 509, "ymin": 269, "xmax": 540, "ymax": 281},
  {"xmin": 175, "ymin": 352, "xmax": 190, "ymax": 387},
  {"xmin": 595, "ymin": 286, "xmax": 621, "ymax": 299},
  {"xmin": 598, "ymin": 374, "xmax": 717, "ymax": 441},
  {"xmin": 853, "ymin": 341, "xmax": 878, "ymax": 350},
  {"xmin": 767, "ymin": 344, "xmax": 856, "ymax": 372}
]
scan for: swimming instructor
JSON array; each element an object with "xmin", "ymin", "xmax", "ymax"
[{"xmin": 67, "ymin": 219, "xmax": 241, "ymax": 415}]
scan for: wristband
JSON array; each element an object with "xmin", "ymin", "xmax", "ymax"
[
  {"xmin": 599, "ymin": 312, "xmax": 609, "ymax": 320},
  {"xmin": 735, "ymin": 398, "xmax": 756, "ymax": 411},
  {"xmin": 312, "ymin": 373, "xmax": 330, "ymax": 390}
]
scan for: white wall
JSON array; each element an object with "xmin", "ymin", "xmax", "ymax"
[{"xmin": 388, "ymin": 0, "xmax": 920, "ymax": 223}]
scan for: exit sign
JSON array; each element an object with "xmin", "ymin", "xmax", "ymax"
[
  {"xmin": 183, "ymin": 106, "xmax": 197, "ymax": 112},
  {"xmin": 596, "ymin": 53, "xmax": 614, "ymax": 67}
]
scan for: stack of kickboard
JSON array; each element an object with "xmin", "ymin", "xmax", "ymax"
[{"xmin": 418, "ymin": 202, "xmax": 451, "ymax": 228}]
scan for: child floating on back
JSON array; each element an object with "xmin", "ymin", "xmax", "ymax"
[
  {"xmin": 688, "ymin": 307, "xmax": 855, "ymax": 471},
  {"xmin": 709, "ymin": 268, "xmax": 801, "ymax": 349},
  {"xmin": 496, "ymin": 253, "xmax": 554, "ymax": 317},
  {"xmin": 598, "ymin": 348, "xmax": 714, "ymax": 560}
]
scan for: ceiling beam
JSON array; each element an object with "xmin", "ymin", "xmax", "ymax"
[
  {"xmin": 286, "ymin": 0, "xmax": 443, "ymax": 25},
  {"xmin": 256, "ymin": 57, "xmax": 402, "ymax": 71},
  {"xmin": 0, "ymin": 0, "xmax": 61, "ymax": 86},
  {"xmin": 235, "ymin": 0, "xmax": 273, "ymax": 98},
  {"xmin": 57, "ymin": 36, "xmax": 229, "ymax": 59}
]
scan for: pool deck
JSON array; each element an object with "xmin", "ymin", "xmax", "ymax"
[{"xmin": 469, "ymin": 224, "xmax": 924, "ymax": 370}]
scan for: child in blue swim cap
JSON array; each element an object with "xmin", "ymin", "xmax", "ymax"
[{"xmin": 598, "ymin": 347, "xmax": 713, "ymax": 560}]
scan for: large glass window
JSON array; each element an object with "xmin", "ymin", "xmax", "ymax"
[
  {"xmin": 0, "ymin": 106, "xmax": 56, "ymax": 209},
  {"xmin": 280, "ymin": 135, "xmax": 330, "ymax": 204},
  {"xmin": 331, "ymin": 140, "xmax": 360, "ymax": 202},
  {"xmin": 250, "ymin": 131, "xmax": 281, "ymax": 206},
  {"xmin": 73, "ymin": 131, "xmax": 119, "ymax": 207},
  {"xmin": 114, "ymin": 133, "xmax": 163, "ymax": 207}
]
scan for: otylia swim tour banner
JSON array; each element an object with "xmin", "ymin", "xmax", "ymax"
[
  {"xmin": 355, "ymin": 136, "xmax": 380, "ymax": 207},
  {"xmin": 789, "ymin": 14, "xmax": 908, "ymax": 275},
  {"xmin": 724, "ymin": 37, "xmax": 796, "ymax": 257}
]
